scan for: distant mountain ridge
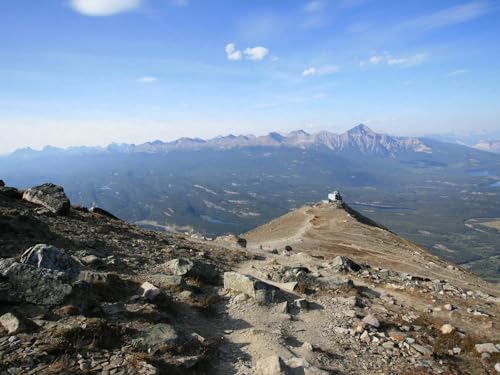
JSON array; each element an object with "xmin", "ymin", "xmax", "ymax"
[
  {"xmin": 474, "ymin": 140, "xmax": 500, "ymax": 154},
  {"xmin": 9, "ymin": 124, "xmax": 432, "ymax": 158}
]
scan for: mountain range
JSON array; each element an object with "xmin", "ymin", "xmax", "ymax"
[
  {"xmin": 1, "ymin": 124, "xmax": 499, "ymax": 282},
  {"xmin": 12, "ymin": 124, "xmax": 432, "ymax": 157}
]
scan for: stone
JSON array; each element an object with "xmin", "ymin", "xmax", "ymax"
[
  {"xmin": 0, "ymin": 313, "xmax": 24, "ymax": 334},
  {"xmin": 233, "ymin": 293, "xmax": 249, "ymax": 303},
  {"xmin": 328, "ymin": 256, "xmax": 362, "ymax": 272},
  {"xmin": 440, "ymin": 324, "xmax": 455, "ymax": 334},
  {"xmin": 140, "ymin": 282, "xmax": 161, "ymax": 301},
  {"xmin": 285, "ymin": 357, "xmax": 329, "ymax": 375},
  {"xmin": 1, "ymin": 262, "xmax": 72, "ymax": 305},
  {"xmin": 362, "ymin": 314, "xmax": 380, "ymax": 328},
  {"xmin": 81, "ymin": 255, "xmax": 102, "ymax": 267},
  {"xmin": 20, "ymin": 244, "xmax": 80, "ymax": 277},
  {"xmin": 360, "ymin": 330, "xmax": 370, "ymax": 343},
  {"xmin": 255, "ymin": 356, "xmax": 286, "ymax": 375},
  {"xmin": 302, "ymin": 342, "xmax": 314, "ymax": 352},
  {"xmin": 317, "ymin": 276, "xmax": 354, "ymax": 290},
  {"xmin": 475, "ymin": 343, "xmax": 499, "ymax": 354},
  {"xmin": 495, "ymin": 363, "xmax": 500, "ymax": 373},
  {"xmin": 224, "ymin": 272, "xmax": 277, "ymax": 304},
  {"xmin": 412, "ymin": 343, "xmax": 432, "ymax": 356},
  {"xmin": 132, "ymin": 324, "xmax": 179, "ymax": 350},
  {"xmin": 443, "ymin": 303, "xmax": 454, "ymax": 311},
  {"xmin": 0, "ymin": 179, "xmax": 4, "ymax": 187},
  {"xmin": 22, "ymin": 183, "xmax": 70, "ymax": 215},
  {"xmin": 147, "ymin": 274, "xmax": 186, "ymax": 289},
  {"xmin": 164, "ymin": 259, "xmax": 218, "ymax": 284},
  {"xmin": 294, "ymin": 298, "xmax": 309, "ymax": 310},
  {"xmin": 276, "ymin": 301, "xmax": 288, "ymax": 314},
  {"xmin": 215, "ymin": 234, "xmax": 247, "ymax": 248},
  {"xmin": 0, "ymin": 186, "xmax": 22, "ymax": 199},
  {"xmin": 89, "ymin": 207, "xmax": 120, "ymax": 220},
  {"xmin": 79, "ymin": 271, "xmax": 118, "ymax": 284}
]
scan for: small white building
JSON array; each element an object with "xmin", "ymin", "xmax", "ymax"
[{"xmin": 328, "ymin": 191, "xmax": 342, "ymax": 202}]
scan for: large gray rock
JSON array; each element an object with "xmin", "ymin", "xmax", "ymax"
[
  {"xmin": 224, "ymin": 272, "xmax": 277, "ymax": 304},
  {"xmin": 20, "ymin": 244, "xmax": 80, "ymax": 277},
  {"xmin": 0, "ymin": 261, "xmax": 72, "ymax": 305},
  {"xmin": 164, "ymin": 259, "xmax": 218, "ymax": 284},
  {"xmin": 22, "ymin": 183, "xmax": 70, "ymax": 215},
  {"xmin": 132, "ymin": 323, "xmax": 179, "ymax": 350},
  {"xmin": 0, "ymin": 186, "xmax": 22, "ymax": 199}
]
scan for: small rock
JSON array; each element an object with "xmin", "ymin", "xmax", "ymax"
[
  {"xmin": 301, "ymin": 342, "xmax": 314, "ymax": 352},
  {"xmin": 495, "ymin": 363, "xmax": 500, "ymax": 373},
  {"xmin": 443, "ymin": 303, "xmax": 454, "ymax": 311},
  {"xmin": 164, "ymin": 259, "xmax": 218, "ymax": 284},
  {"xmin": 475, "ymin": 343, "xmax": 499, "ymax": 354},
  {"xmin": 362, "ymin": 314, "xmax": 380, "ymax": 329},
  {"xmin": 0, "ymin": 313, "xmax": 24, "ymax": 334},
  {"xmin": 360, "ymin": 330, "xmax": 370, "ymax": 343},
  {"xmin": 81, "ymin": 255, "xmax": 102, "ymax": 267},
  {"xmin": 140, "ymin": 282, "xmax": 161, "ymax": 301},
  {"xmin": 233, "ymin": 293, "xmax": 249, "ymax": 303},
  {"xmin": 224, "ymin": 272, "xmax": 277, "ymax": 304},
  {"xmin": 440, "ymin": 324, "xmax": 455, "ymax": 335},
  {"xmin": 294, "ymin": 298, "xmax": 309, "ymax": 310}
]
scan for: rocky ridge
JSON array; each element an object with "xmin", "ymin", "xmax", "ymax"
[{"xmin": 0, "ymin": 181, "xmax": 498, "ymax": 374}]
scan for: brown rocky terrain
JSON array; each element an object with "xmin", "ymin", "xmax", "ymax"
[{"xmin": 0, "ymin": 181, "xmax": 499, "ymax": 374}]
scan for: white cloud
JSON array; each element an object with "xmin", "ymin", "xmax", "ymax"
[
  {"xmin": 369, "ymin": 55, "xmax": 383, "ymax": 64},
  {"xmin": 304, "ymin": 0, "xmax": 327, "ymax": 13},
  {"xmin": 447, "ymin": 69, "xmax": 469, "ymax": 77},
  {"xmin": 225, "ymin": 43, "xmax": 242, "ymax": 61},
  {"xmin": 402, "ymin": 2, "xmax": 492, "ymax": 31},
  {"xmin": 244, "ymin": 46, "xmax": 269, "ymax": 61},
  {"xmin": 302, "ymin": 65, "xmax": 339, "ymax": 77},
  {"xmin": 366, "ymin": 52, "xmax": 428, "ymax": 67},
  {"xmin": 137, "ymin": 76, "xmax": 158, "ymax": 83},
  {"xmin": 387, "ymin": 53, "xmax": 428, "ymax": 67},
  {"xmin": 70, "ymin": 0, "xmax": 142, "ymax": 16}
]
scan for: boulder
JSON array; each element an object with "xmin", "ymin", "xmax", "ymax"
[
  {"xmin": 164, "ymin": 259, "xmax": 218, "ymax": 284},
  {"xmin": 22, "ymin": 183, "xmax": 70, "ymax": 215},
  {"xmin": 327, "ymin": 256, "xmax": 362, "ymax": 272},
  {"xmin": 0, "ymin": 313, "xmax": 25, "ymax": 334},
  {"xmin": 0, "ymin": 179, "xmax": 4, "ymax": 187},
  {"xmin": 285, "ymin": 357, "xmax": 329, "ymax": 375},
  {"xmin": 224, "ymin": 272, "xmax": 277, "ymax": 304},
  {"xmin": 255, "ymin": 356, "xmax": 287, "ymax": 375},
  {"xmin": 20, "ymin": 244, "xmax": 80, "ymax": 277},
  {"xmin": 1, "ymin": 261, "xmax": 72, "ymax": 305},
  {"xmin": 132, "ymin": 323, "xmax": 179, "ymax": 350}
]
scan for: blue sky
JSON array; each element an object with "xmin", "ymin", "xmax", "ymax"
[{"xmin": 1, "ymin": 0, "xmax": 499, "ymax": 152}]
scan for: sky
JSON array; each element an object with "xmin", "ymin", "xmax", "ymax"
[{"xmin": 1, "ymin": 0, "xmax": 499, "ymax": 152}]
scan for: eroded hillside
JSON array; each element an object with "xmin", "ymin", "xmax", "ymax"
[{"xmin": 0, "ymin": 181, "xmax": 499, "ymax": 374}]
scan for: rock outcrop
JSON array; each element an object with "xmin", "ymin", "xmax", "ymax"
[{"xmin": 22, "ymin": 183, "xmax": 70, "ymax": 215}]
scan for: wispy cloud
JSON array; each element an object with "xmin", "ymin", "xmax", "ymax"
[
  {"xmin": 302, "ymin": 65, "xmax": 340, "ymax": 77},
  {"xmin": 304, "ymin": 0, "xmax": 327, "ymax": 13},
  {"xmin": 365, "ymin": 52, "xmax": 428, "ymax": 67},
  {"xmin": 69, "ymin": 0, "xmax": 142, "ymax": 16},
  {"xmin": 244, "ymin": 46, "xmax": 269, "ymax": 61},
  {"xmin": 400, "ymin": 1, "xmax": 492, "ymax": 31},
  {"xmin": 137, "ymin": 76, "xmax": 158, "ymax": 83},
  {"xmin": 225, "ymin": 43, "xmax": 242, "ymax": 61},
  {"xmin": 447, "ymin": 69, "xmax": 470, "ymax": 77}
]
